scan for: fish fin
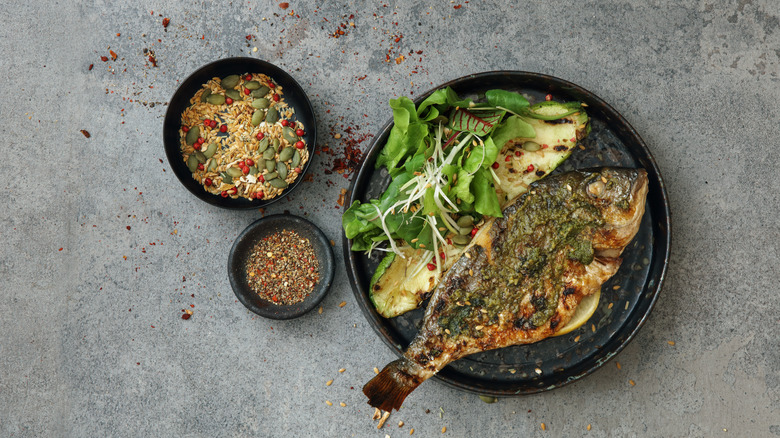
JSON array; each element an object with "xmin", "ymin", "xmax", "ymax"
[{"xmin": 363, "ymin": 358, "xmax": 425, "ymax": 412}]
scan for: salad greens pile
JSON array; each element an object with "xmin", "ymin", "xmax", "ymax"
[{"xmin": 342, "ymin": 87, "xmax": 583, "ymax": 257}]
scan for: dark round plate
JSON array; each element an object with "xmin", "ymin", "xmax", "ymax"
[
  {"xmin": 163, "ymin": 57, "xmax": 317, "ymax": 209},
  {"xmin": 343, "ymin": 71, "xmax": 671, "ymax": 396},
  {"xmin": 229, "ymin": 214, "xmax": 335, "ymax": 320}
]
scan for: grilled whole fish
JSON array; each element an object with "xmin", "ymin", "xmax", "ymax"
[{"xmin": 363, "ymin": 168, "xmax": 649, "ymax": 412}]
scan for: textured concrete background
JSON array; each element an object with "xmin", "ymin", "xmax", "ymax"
[{"xmin": 1, "ymin": 1, "xmax": 778, "ymax": 437}]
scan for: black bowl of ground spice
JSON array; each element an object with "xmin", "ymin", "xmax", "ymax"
[{"xmin": 228, "ymin": 214, "xmax": 335, "ymax": 319}]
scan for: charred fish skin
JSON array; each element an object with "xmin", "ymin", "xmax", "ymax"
[{"xmin": 364, "ymin": 168, "xmax": 648, "ymax": 412}]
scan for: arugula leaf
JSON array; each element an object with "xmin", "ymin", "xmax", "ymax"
[
  {"xmin": 472, "ymin": 168, "xmax": 502, "ymax": 217},
  {"xmin": 485, "ymin": 89, "xmax": 530, "ymax": 114},
  {"xmin": 490, "ymin": 115, "xmax": 536, "ymax": 149},
  {"xmin": 450, "ymin": 108, "xmax": 505, "ymax": 136}
]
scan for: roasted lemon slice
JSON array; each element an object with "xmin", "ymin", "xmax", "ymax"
[{"xmin": 554, "ymin": 288, "xmax": 601, "ymax": 336}]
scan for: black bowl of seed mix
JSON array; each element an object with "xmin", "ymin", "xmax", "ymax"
[
  {"xmin": 228, "ymin": 214, "xmax": 335, "ymax": 319},
  {"xmin": 163, "ymin": 57, "xmax": 317, "ymax": 209}
]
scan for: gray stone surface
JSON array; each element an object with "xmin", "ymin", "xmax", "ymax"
[{"xmin": 1, "ymin": 1, "xmax": 778, "ymax": 436}]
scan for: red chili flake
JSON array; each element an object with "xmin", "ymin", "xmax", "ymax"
[
  {"xmin": 181, "ymin": 313, "xmax": 191, "ymax": 320},
  {"xmin": 268, "ymin": 82, "xmax": 275, "ymax": 88},
  {"xmin": 126, "ymin": 226, "xmax": 131, "ymax": 230},
  {"xmin": 514, "ymin": 150, "xmax": 522, "ymax": 156},
  {"xmin": 505, "ymin": 155, "xmax": 511, "ymax": 162},
  {"xmin": 427, "ymin": 263, "xmax": 436, "ymax": 271},
  {"xmin": 527, "ymin": 164, "xmax": 535, "ymax": 172},
  {"xmin": 491, "ymin": 162, "xmax": 499, "ymax": 169},
  {"xmin": 279, "ymin": 2, "xmax": 289, "ymax": 9},
  {"xmin": 59, "ymin": 248, "xmax": 63, "ymax": 251},
  {"xmin": 88, "ymin": 64, "xmax": 94, "ymax": 71},
  {"xmin": 100, "ymin": 56, "xmax": 109, "ymax": 62},
  {"xmin": 454, "ymin": 4, "xmax": 462, "ymax": 8},
  {"xmin": 162, "ymin": 17, "xmax": 170, "ymax": 28},
  {"xmin": 439, "ymin": 252, "xmax": 446, "ymax": 260},
  {"xmin": 80, "ymin": 129, "xmax": 91, "ymax": 138},
  {"xmin": 109, "ymin": 50, "xmax": 118, "ymax": 61}
]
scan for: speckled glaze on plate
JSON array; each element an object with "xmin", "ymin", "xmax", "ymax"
[
  {"xmin": 163, "ymin": 57, "xmax": 317, "ymax": 210},
  {"xmin": 343, "ymin": 71, "xmax": 671, "ymax": 396},
  {"xmin": 229, "ymin": 214, "xmax": 334, "ymax": 320}
]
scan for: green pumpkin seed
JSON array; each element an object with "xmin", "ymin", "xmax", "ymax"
[
  {"xmin": 245, "ymin": 80, "xmax": 261, "ymax": 90},
  {"xmin": 200, "ymin": 88, "xmax": 212, "ymax": 102},
  {"xmin": 249, "ymin": 166, "xmax": 258, "ymax": 176},
  {"xmin": 207, "ymin": 94, "xmax": 226, "ymax": 105},
  {"xmin": 269, "ymin": 178, "xmax": 289, "ymax": 189},
  {"xmin": 185, "ymin": 126, "xmax": 199, "ymax": 145},
  {"xmin": 282, "ymin": 127, "xmax": 298, "ymax": 143},
  {"xmin": 204, "ymin": 143, "xmax": 218, "ymax": 158},
  {"xmin": 257, "ymin": 138, "xmax": 269, "ymax": 153},
  {"xmin": 522, "ymin": 141, "xmax": 541, "ymax": 152},
  {"xmin": 226, "ymin": 167, "xmax": 243, "ymax": 178},
  {"xmin": 220, "ymin": 75, "xmax": 240, "ymax": 89},
  {"xmin": 273, "ymin": 138, "xmax": 281, "ymax": 151},
  {"xmin": 225, "ymin": 89, "xmax": 241, "ymax": 100},
  {"xmin": 251, "ymin": 110, "xmax": 264, "ymax": 126},
  {"xmin": 222, "ymin": 174, "xmax": 233, "ymax": 184},
  {"xmin": 265, "ymin": 171, "xmax": 278, "ymax": 180},
  {"xmin": 278, "ymin": 147, "xmax": 294, "ymax": 162},
  {"xmin": 277, "ymin": 161, "xmax": 288, "ymax": 179},
  {"xmin": 186, "ymin": 155, "xmax": 199, "ymax": 172},
  {"xmin": 292, "ymin": 150, "xmax": 301, "ymax": 167},
  {"xmin": 252, "ymin": 86, "xmax": 270, "ymax": 98},
  {"xmin": 263, "ymin": 148, "xmax": 276, "ymax": 160},
  {"xmin": 251, "ymin": 98, "xmax": 270, "ymax": 109},
  {"xmin": 456, "ymin": 215, "xmax": 474, "ymax": 227},
  {"xmin": 265, "ymin": 160, "xmax": 275, "ymax": 171},
  {"xmin": 457, "ymin": 225, "xmax": 472, "ymax": 235},
  {"xmin": 452, "ymin": 234, "xmax": 471, "ymax": 246},
  {"xmin": 265, "ymin": 106, "xmax": 279, "ymax": 124},
  {"xmin": 207, "ymin": 160, "xmax": 217, "ymax": 172},
  {"xmin": 194, "ymin": 151, "xmax": 207, "ymax": 163}
]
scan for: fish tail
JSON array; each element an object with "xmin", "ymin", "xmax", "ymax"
[{"xmin": 363, "ymin": 358, "xmax": 425, "ymax": 412}]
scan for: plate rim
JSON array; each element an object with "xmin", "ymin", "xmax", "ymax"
[{"xmin": 343, "ymin": 70, "xmax": 672, "ymax": 396}]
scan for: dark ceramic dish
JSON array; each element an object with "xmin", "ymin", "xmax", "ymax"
[
  {"xmin": 343, "ymin": 71, "xmax": 671, "ymax": 396},
  {"xmin": 229, "ymin": 214, "xmax": 334, "ymax": 320},
  {"xmin": 163, "ymin": 57, "xmax": 316, "ymax": 209}
]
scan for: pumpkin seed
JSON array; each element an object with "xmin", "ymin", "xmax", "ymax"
[
  {"xmin": 265, "ymin": 171, "xmax": 278, "ymax": 180},
  {"xmin": 204, "ymin": 142, "xmax": 217, "ymax": 158},
  {"xmin": 457, "ymin": 225, "xmax": 472, "ymax": 235},
  {"xmin": 249, "ymin": 166, "xmax": 258, "ymax": 176},
  {"xmin": 452, "ymin": 234, "xmax": 471, "ymax": 246},
  {"xmin": 200, "ymin": 88, "xmax": 212, "ymax": 102},
  {"xmin": 186, "ymin": 155, "xmax": 199, "ymax": 172},
  {"xmin": 251, "ymin": 110, "xmax": 264, "ymax": 126},
  {"xmin": 257, "ymin": 138, "xmax": 269, "ymax": 153},
  {"xmin": 292, "ymin": 150, "xmax": 301, "ymax": 167},
  {"xmin": 269, "ymin": 178, "xmax": 289, "ymax": 189},
  {"xmin": 220, "ymin": 75, "xmax": 240, "ymax": 89},
  {"xmin": 207, "ymin": 160, "xmax": 217, "ymax": 172},
  {"xmin": 265, "ymin": 159, "xmax": 275, "ymax": 171},
  {"xmin": 245, "ymin": 80, "xmax": 261, "ymax": 90},
  {"xmin": 278, "ymin": 147, "xmax": 294, "ymax": 162},
  {"xmin": 263, "ymin": 148, "xmax": 276, "ymax": 160},
  {"xmin": 282, "ymin": 126, "xmax": 298, "ymax": 143},
  {"xmin": 277, "ymin": 161, "xmax": 288, "ymax": 179},
  {"xmin": 185, "ymin": 126, "xmax": 199, "ymax": 145},
  {"xmin": 251, "ymin": 86, "xmax": 270, "ymax": 98},
  {"xmin": 251, "ymin": 98, "xmax": 270, "ymax": 109},
  {"xmin": 194, "ymin": 151, "xmax": 207, "ymax": 163},
  {"xmin": 273, "ymin": 138, "xmax": 281, "ymax": 151},
  {"xmin": 226, "ymin": 167, "xmax": 243, "ymax": 178},
  {"xmin": 207, "ymin": 94, "xmax": 226, "ymax": 105},
  {"xmin": 225, "ymin": 89, "xmax": 241, "ymax": 100},
  {"xmin": 522, "ymin": 141, "xmax": 541, "ymax": 152},
  {"xmin": 456, "ymin": 215, "xmax": 474, "ymax": 227},
  {"xmin": 265, "ymin": 106, "xmax": 279, "ymax": 124},
  {"xmin": 222, "ymin": 174, "xmax": 233, "ymax": 184}
]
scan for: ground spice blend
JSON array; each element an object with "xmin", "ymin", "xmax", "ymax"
[{"xmin": 246, "ymin": 230, "xmax": 319, "ymax": 305}]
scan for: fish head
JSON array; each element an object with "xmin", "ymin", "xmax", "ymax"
[{"xmin": 579, "ymin": 168, "xmax": 649, "ymax": 253}]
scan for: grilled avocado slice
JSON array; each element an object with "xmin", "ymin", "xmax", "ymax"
[{"xmin": 370, "ymin": 102, "xmax": 590, "ymax": 318}]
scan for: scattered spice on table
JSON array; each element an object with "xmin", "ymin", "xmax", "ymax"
[{"xmin": 245, "ymin": 229, "xmax": 319, "ymax": 305}]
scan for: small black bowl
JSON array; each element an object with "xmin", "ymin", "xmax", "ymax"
[
  {"xmin": 163, "ymin": 57, "xmax": 317, "ymax": 209},
  {"xmin": 228, "ymin": 214, "xmax": 334, "ymax": 319}
]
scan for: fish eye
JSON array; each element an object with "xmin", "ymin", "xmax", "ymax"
[{"xmin": 587, "ymin": 180, "xmax": 606, "ymax": 198}]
